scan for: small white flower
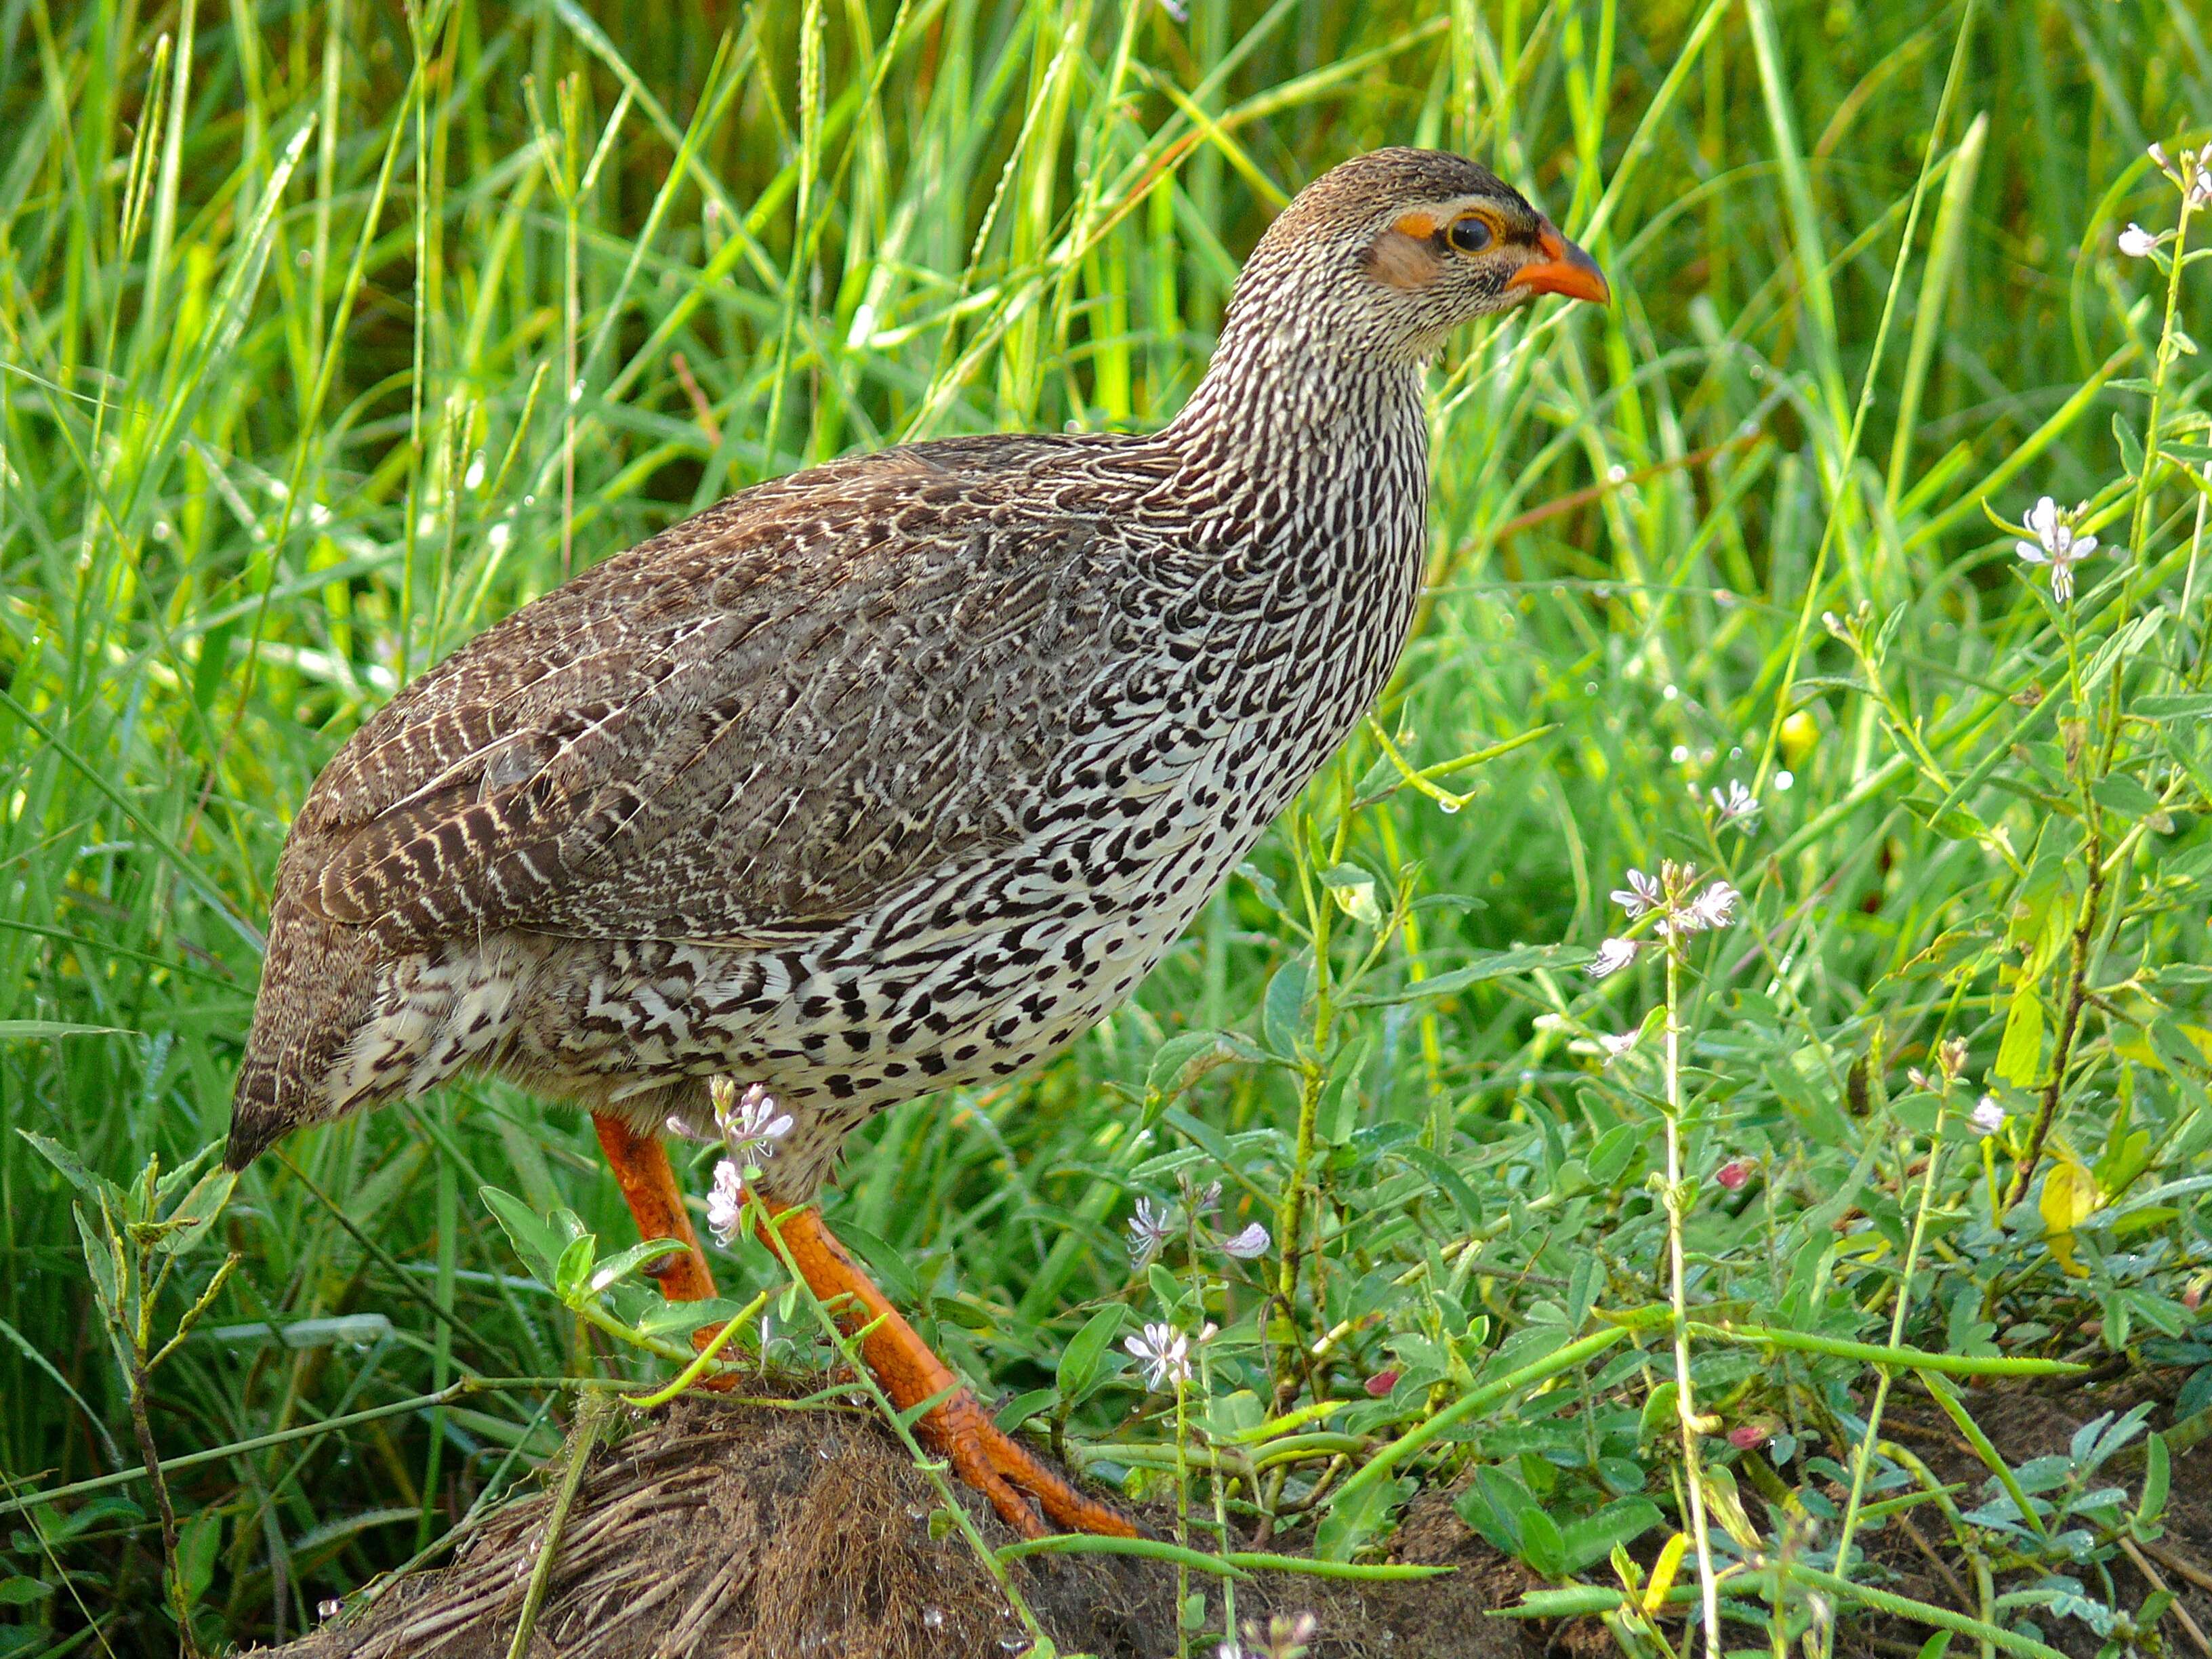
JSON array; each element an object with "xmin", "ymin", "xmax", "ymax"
[
  {"xmin": 706, "ymin": 1159, "xmax": 745, "ymax": 1246},
  {"xmin": 1221, "ymin": 1222, "xmax": 1272, "ymax": 1260},
  {"xmin": 2014, "ymin": 496, "xmax": 2105, "ymax": 603},
  {"xmin": 1970, "ymin": 1095, "xmax": 2007, "ymax": 1137},
  {"xmin": 1611, "ymin": 868, "xmax": 1664, "ymax": 918},
  {"xmin": 1126, "ymin": 1197, "xmax": 1176, "ymax": 1265},
  {"xmin": 1707, "ymin": 779, "xmax": 1761, "ymax": 830},
  {"xmin": 1124, "ymin": 1321, "xmax": 1192, "ymax": 1391},
  {"xmin": 712, "ymin": 1079, "xmax": 794, "ymax": 1166},
  {"xmin": 1599, "ymin": 1029, "xmax": 1640, "ymax": 1065},
  {"xmin": 2118, "ymin": 222, "xmax": 2157, "ymax": 258},
  {"xmin": 1589, "ymin": 937, "xmax": 1639, "ymax": 979},
  {"xmin": 1684, "ymin": 880, "xmax": 1741, "ymax": 933}
]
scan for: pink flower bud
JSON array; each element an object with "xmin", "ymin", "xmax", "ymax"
[
  {"xmin": 1727, "ymin": 1423, "xmax": 1767, "ymax": 1450},
  {"xmin": 2184, "ymin": 1284, "xmax": 2203, "ymax": 1312},
  {"xmin": 1715, "ymin": 1160, "xmax": 1750, "ymax": 1191},
  {"xmin": 1364, "ymin": 1369, "xmax": 1400, "ymax": 1397}
]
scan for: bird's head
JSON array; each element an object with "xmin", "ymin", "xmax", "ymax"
[{"xmin": 1223, "ymin": 147, "xmax": 1610, "ymax": 367}]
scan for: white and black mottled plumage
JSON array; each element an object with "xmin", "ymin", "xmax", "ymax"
[{"xmin": 226, "ymin": 148, "xmax": 1601, "ymax": 1200}]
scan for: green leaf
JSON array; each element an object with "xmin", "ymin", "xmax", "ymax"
[
  {"xmin": 19, "ymin": 1130, "xmax": 128, "ymax": 1212},
  {"xmin": 834, "ymin": 1221, "xmax": 920, "ymax": 1306},
  {"xmin": 2136, "ymin": 695, "xmax": 2212, "ymax": 720},
  {"xmin": 480, "ymin": 1185, "xmax": 562, "ymax": 1286},
  {"xmin": 1639, "ymin": 1380, "xmax": 1679, "ymax": 1447},
  {"xmin": 1902, "ymin": 795, "xmax": 1990, "ymax": 843},
  {"xmin": 995, "ymin": 1387, "xmax": 1059, "ymax": 1433},
  {"xmin": 153, "ymin": 1168, "xmax": 236, "ymax": 1258},
  {"xmin": 1518, "ymin": 1504, "xmax": 1568, "ymax": 1577},
  {"xmin": 1260, "ymin": 952, "xmax": 1312, "ymax": 1057},
  {"xmin": 554, "ymin": 1233, "xmax": 600, "ymax": 1305},
  {"xmin": 1557, "ymin": 1497, "xmax": 1664, "ymax": 1574},
  {"xmin": 2092, "ymin": 774, "xmax": 2163, "ymax": 820},
  {"xmin": 0, "ymin": 1577, "xmax": 52, "ymax": 1606},
  {"xmin": 0, "ymin": 1020, "xmax": 136, "ymax": 1040},
  {"xmin": 175, "ymin": 1508, "xmax": 220, "ymax": 1604},
  {"xmin": 2138, "ymin": 1431, "xmax": 2169, "ymax": 1528},
  {"xmin": 586, "ymin": 1237, "xmax": 690, "ymax": 1295},
  {"xmin": 73, "ymin": 1202, "xmax": 122, "ymax": 1322},
  {"xmin": 1394, "ymin": 1145, "xmax": 1483, "ymax": 1230},
  {"xmin": 1317, "ymin": 1033, "xmax": 1370, "ymax": 1146},
  {"xmin": 1314, "ymin": 1471, "xmax": 1412, "ymax": 1561},
  {"xmin": 1057, "ymin": 1305, "xmax": 1128, "ymax": 1404},
  {"xmin": 2114, "ymin": 411, "xmax": 2145, "ymax": 478},
  {"xmin": 1144, "ymin": 1029, "xmax": 1251, "ymax": 1102},
  {"xmin": 1586, "ymin": 1124, "xmax": 1641, "ymax": 1188}
]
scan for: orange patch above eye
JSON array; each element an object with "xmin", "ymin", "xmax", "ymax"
[{"xmin": 1391, "ymin": 211, "xmax": 1439, "ymax": 241}]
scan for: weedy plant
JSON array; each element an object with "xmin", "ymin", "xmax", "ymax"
[{"xmin": 3, "ymin": 2, "xmax": 2209, "ymax": 1658}]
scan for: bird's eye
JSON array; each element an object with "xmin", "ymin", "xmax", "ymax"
[{"xmin": 1445, "ymin": 216, "xmax": 1493, "ymax": 253}]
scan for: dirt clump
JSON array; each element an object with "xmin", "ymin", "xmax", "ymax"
[{"xmin": 251, "ymin": 1394, "xmax": 1544, "ymax": 1659}]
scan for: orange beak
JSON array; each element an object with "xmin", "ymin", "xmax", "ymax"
[{"xmin": 1507, "ymin": 219, "xmax": 1611, "ymax": 306}]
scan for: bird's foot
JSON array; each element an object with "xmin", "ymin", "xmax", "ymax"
[
  {"xmin": 921, "ymin": 1385, "xmax": 1141, "ymax": 1540},
  {"xmin": 750, "ymin": 1202, "xmax": 1140, "ymax": 1540}
]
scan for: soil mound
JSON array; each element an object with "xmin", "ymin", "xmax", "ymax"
[{"xmin": 250, "ymin": 1394, "xmax": 1541, "ymax": 1659}]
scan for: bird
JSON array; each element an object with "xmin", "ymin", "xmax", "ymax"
[{"xmin": 225, "ymin": 147, "xmax": 1608, "ymax": 1539}]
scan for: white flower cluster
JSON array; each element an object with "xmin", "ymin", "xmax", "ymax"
[
  {"xmin": 2014, "ymin": 496, "xmax": 2110, "ymax": 604},
  {"xmin": 1706, "ymin": 778, "xmax": 1761, "ymax": 830},
  {"xmin": 1125, "ymin": 1187, "xmax": 1271, "ymax": 1265},
  {"xmin": 1591, "ymin": 861, "xmax": 1741, "ymax": 977},
  {"xmin": 2148, "ymin": 139, "xmax": 2212, "ymax": 208},
  {"xmin": 696, "ymin": 1078, "xmax": 794, "ymax": 1246},
  {"xmin": 1124, "ymin": 1320, "xmax": 1193, "ymax": 1391}
]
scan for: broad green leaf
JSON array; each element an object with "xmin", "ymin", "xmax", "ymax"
[
  {"xmin": 1057, "ymin": 1305, "xmax": 1127, "ymax": 1403},
  {"xmin": 1559, "ymin": 1498, "xmax": 1664, "ymax": 1574},
  {"xmin": 1259, "ymin": 953, "xmax": 1311, "ymax": 1057},
  {"xmin": 480, "ymin": 1185, "xmax": 562, "ymax": 1286}
]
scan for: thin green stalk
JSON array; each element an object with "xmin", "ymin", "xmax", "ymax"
[
  {"xmin": 502, "ymin": 1390, "xmax": 611, "ymax": 1659},
  {"xmin": 1819, "ymin": 1088, "xmax": 1953, "ymax": 1659},
  {"xmin": 1662, "ymin": 940, "xmax": 1722, "ymax": 1659}
]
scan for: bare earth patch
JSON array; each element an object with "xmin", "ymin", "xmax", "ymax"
[{"xmin": 247, "ymin": 1395, "xmax": 1545, "ymax": 1659}]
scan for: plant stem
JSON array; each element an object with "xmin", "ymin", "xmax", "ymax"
[
  {"xmin": 1663, "ymin": 942, "xmax": 1722, "ymax": 1659},
  {"xmin": 1822, "ymin": 1090, "xmax": 1952, "ymax": 1659},
  {"xmin": 503, "ymin": 1389, "xmax": 611, "ymax": 1659}
]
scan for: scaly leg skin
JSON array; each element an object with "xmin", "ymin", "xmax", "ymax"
[
  {"xmin": 590, "ymin": 1115, "xmax": 1130, "ymax": 1536},
  {"xmin": 591, "ymin": 1113, "xmax": 719, "ymax": 1303},
  {"xmin": 755, "ymin": 1200, "xmax": 1141, "ymax": 1541}
]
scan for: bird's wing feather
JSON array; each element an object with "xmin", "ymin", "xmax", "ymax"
[{"xmin": 291, "ymin": 444, "xmax": 1146, "ymax": 949}]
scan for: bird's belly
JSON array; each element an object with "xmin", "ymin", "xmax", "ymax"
[{"xmin": 500, "ymin": 773, "xmax": 1263, "ymax": 1113}]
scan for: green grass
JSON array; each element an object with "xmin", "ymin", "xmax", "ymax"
[{"xmin": 3, "ymin": 0, "xmax": 2209, "ymax": 1653}]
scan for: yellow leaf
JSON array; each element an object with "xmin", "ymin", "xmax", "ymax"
[
  {"xmin": 1643, "ymin": 1532, "xmax": 1688, "ymax": 1614},
  {"xmin": 1995, "ymin": 984, "xmax": 2045, "ymax": 1088},
  {"xmin": 2041, "ymin": 1159, "xmax": 2100, "ymax": 1277}
]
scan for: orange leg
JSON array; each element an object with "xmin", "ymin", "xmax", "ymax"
[
  {"xmin": 754, "ymin": 1201, "xmax": 1139, "ymax": 1541},
  {"xmin": 592, "ymin": 1112, "xmax": 720, "ymax": 1304}
]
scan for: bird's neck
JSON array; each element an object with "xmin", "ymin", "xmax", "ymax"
[{"xmin": 1161, "ymin": 312, "xmax": 1430, "ymax": 503}]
